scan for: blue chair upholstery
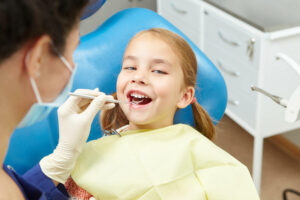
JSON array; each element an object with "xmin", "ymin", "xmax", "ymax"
[{"xmin": 5, "ymin": 8, "xmax": 227, "ymax": 174}]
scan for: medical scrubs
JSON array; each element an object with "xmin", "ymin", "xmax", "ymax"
[
  {"xmin": 3, "ymin": 164, "xmax": 69, "ymax": 200},
  {"xmin": 71, "ymin": 124, "xmax": 260, "ymax": 200}
]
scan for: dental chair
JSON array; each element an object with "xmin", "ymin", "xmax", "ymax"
[{"xmin": 5, "ymin": 8, "xmax": 227, "ymax": 174}]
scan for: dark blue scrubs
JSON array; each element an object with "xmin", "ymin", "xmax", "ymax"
[{"xmin": 3, "ymin": 164, "xmax": 69, "ymax": 200}]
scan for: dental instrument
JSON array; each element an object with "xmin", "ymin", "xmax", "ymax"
[
  {"xmin": 251, "ymin": 85, "xmax": 300, "ymax": 123},
  {"xmin": 68, "ymin": 92, "xmax": 134, "ymax": 105},
  {"xmin": 250, "ymin": 86, "xmax": 288, "ymax": 108}
]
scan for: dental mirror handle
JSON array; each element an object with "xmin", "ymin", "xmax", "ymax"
[
  {"xmin": 250, "ymin": 86, "xmax": 288, "ymax": 108},
  {"xmin": 68, "ymin": 92, "xmax": 132, "ymax": 104}
]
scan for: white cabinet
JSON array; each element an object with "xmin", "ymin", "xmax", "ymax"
[
  {"xmin": 202, "ymin": 9, "xmax": 260, "ymax": 129},
  {"xmin": 157, "ymin": 0, "xmax": 202, "ymax": 46},
  {"xmin": 80, "ymin": 0, "xmax": 156, "ymax": 35},
  {"xmin": 201, "ymin": 3, "xmax": 300, "ymax": 136},
  {"xmin": 257, "ymin": 36, "xmax": 300, "ymax": 135},
  {"xmin": 158, "ymin": 0, "xmax": 300, "ymax": 193},
  {"xmin": 201, "ymin": 2, "xmax": 300, "ymax": 192}
]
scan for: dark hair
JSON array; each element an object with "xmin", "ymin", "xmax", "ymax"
[
  {"xmin": 101, "ymin": 28, "xmax": 215, "ymax": 140},
  {"xmin": 0, "ymin": 0, "xmax": 89, "ymax": 63}
]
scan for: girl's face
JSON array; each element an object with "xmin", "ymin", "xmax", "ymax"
[{"xmin": 117, "ymin": 33, "xmax": 193, "ymax": 130}]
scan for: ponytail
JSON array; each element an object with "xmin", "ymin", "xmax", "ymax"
[
  {"xmin": 191, "ymin": 102, "xmax": 215, "ymax": 140},
  {"xmin": 100, "ymin": 93, "xmax": 129, "ymax": 133}
]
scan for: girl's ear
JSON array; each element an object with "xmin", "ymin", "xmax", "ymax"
[{"xmin": 177, "ymin": 86, "xmax": 195, "ymax": 109}]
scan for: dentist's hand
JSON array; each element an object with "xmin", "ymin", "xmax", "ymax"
[{"xmin": 40, "ymin": 89, "xmax": 115, "ymax": 184}]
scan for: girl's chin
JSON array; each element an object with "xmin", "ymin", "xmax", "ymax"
[
  {"xmin": 126, "ymin": 115, "xmax": 156, "ymax": 126},
  {"xmin": 127, "ymin": 118, "xmax": 150, "ymax": 125}
]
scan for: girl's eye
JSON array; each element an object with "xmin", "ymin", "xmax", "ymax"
[
  {"xmin": 123, "ymin": 66, "xmax": 136, "ymax": 70},
  {"xmin": 152, "ymin": 70, "xmax": 167, "ymax": 74}
]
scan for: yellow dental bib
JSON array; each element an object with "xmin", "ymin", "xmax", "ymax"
[{"xmin": 71, "ymin": 124, "xmax": 259, "ymax": 200}]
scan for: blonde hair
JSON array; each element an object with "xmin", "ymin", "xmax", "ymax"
[{"xmin": 101, "ymin": 28, "xmax": 215, "ymax": 139}]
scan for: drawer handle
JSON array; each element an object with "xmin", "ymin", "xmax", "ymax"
[
  {"xmin": 170, "ymin": 3, "xmax": 187, "ymax": 14},
  {"xmin": 218, "ymin": 31, "xmax": 240, "ymax": 47},
  {"xmin": 247, "ymin": 38, "xmax": 256, "ymax": 60},
  {"xmin": 217, "ymin": 61, "xmax": 240, "ymax": 77},
  {"xmin": 228, "ymin": 99, "xmax": 240, "ymax": 106},
  {"xmin": 276, "ymin": 53, "xmax": 300, "ymax": 76}
]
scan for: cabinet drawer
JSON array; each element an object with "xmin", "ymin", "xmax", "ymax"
[
  {"xmin": 204, "ymin": 43, "xmax": 258, "ymax": 93},
  {"xmin": 162, "ymin": 12, "xmax": 201, "ymax": 46},
  {"xmin": 227, "ymin": 87, "xmax": 257, "ymax": 128},
  {"xmin": 203, "ymin": 9, "xmax": 260, "ymax": 68},
  {"xmin": 160, "ymin": 0, "xmax": 201, "ymax": 29}
]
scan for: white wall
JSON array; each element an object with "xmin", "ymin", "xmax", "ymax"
[{"xmin": 80, "ymin": 0, "xmax": 157, "ymax": 35}]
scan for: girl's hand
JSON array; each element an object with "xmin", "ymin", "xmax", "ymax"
[{"xmin": 40, "ymin": 89, "xmax": 115, "ymax": 184}]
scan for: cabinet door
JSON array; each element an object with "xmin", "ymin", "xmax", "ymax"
[
  {"xmin": 80, "ymin": 0, "xmax": 133, "ymax": 35},
  {"xmin": 202, "ymin": 8, "xmax": 260, "ymax": 68},
  {"xmin": 258, "ymin": 37, "xmax": 300, "ymax": 137}
]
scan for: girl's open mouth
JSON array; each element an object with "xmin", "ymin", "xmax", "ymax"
[{"xmin": 127, "ymin": 91, "xmax": 152, "ymax": 106}]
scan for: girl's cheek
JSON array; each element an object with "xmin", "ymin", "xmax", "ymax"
[
  {"xmin": 154, "ymin": 84, "xmax": 169, "ymax": 98},
  {"xmin": 116, "ymin": 74, "xmax": 125, "ymax": 88},
  {"xmin": 116, "ymin": 76, "xmax": 128, "ymax": 98}
]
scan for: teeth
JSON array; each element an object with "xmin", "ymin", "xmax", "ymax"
[{"xmin": 130, "ymin": 93, "xmax": 148, "ymax": 98}]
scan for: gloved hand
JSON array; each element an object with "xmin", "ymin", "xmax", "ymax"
[{"xmin": 40, "ymin": 88, "xmax": 115, "ymax": 184}]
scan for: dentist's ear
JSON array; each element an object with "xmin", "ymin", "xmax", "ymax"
[
  {"xmin": 24, "ymin": 35, "xmax": 52, "ymax": 78},
  {"xmin": 177, "ymin": 86, "xmax": 195, "ymax": 109}
]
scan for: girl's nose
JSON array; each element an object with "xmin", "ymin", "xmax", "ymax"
[{"xmin": 131, "ymin": 70, "xmax": 148, "ymax": 85}]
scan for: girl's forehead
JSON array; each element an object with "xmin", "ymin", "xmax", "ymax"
[
  {"xmin": 125, "ymin": 34, "xmax": 177, "ymax": 58},
  {"xmin": 128, "ymin": 33, "xmax": 168, "ymax": 48}
]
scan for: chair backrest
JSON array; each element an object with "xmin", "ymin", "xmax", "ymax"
[{"xmin": 5, "ymin": 8, "xmax": 227, "ymax": 174}]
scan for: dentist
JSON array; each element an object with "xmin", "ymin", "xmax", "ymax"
[{"xmin": 0, "ymin": 0, "xmax": 113, "ymax": 199}]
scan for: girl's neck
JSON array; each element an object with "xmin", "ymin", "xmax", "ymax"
[{"xmin": 128, "ymin": 120, "xmax": 173, "ymax": 131}]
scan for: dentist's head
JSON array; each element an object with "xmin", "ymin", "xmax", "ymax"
[{"xmin": 0, "ymin": 0, "xmax": 89, "ymax": 130}]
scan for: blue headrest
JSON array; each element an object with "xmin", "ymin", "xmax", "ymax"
[{"xmin": 5, "ymin": 8, "xmax": 227, "ymax": 174}]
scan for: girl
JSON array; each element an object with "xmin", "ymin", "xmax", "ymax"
[{"xmin": 66, "ymin": 28, "xmax": 260, "ymax": 200}]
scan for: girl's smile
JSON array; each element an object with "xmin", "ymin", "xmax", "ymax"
[{"xmin": 126, "ymin": 89, "xmax": 153, "ymax": 107}]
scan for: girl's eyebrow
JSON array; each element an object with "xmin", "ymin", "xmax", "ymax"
[
  {"xmin": 123, "ymin": 56, "xmax": 171, "ymax": 67},
  {"xmin": 123, "ymin": 55, "xmax": 137, "ymax": 61},
  {"xmin": 152, "ymin": 58, "xmax": 171, "ymax": 67}
]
